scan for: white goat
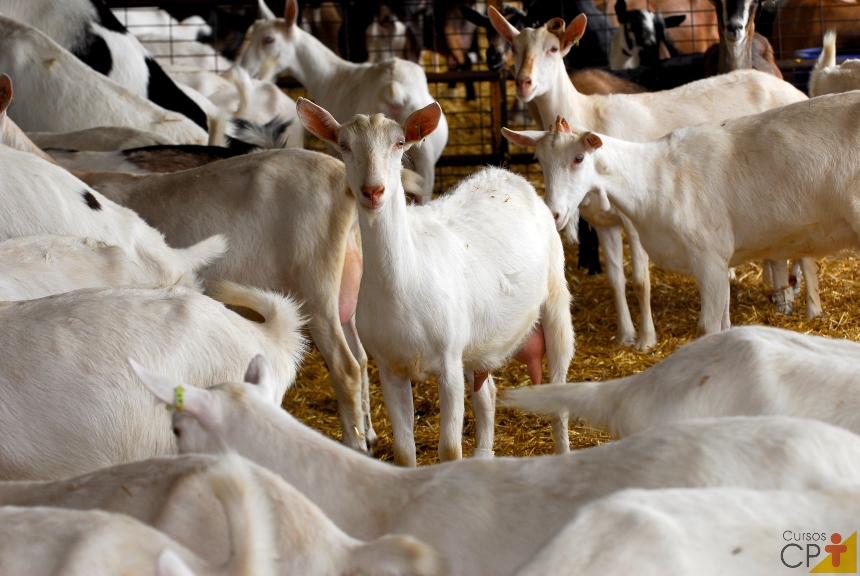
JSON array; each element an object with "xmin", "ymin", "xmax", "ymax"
[
  {"xmin": 503, "ymin": 89, "xmax": 860, "ymax": 333},
  {"xmin": 810, "ymin": 30, "xmax": 860, "ymax": 96},
  {"xmin": 0, "ymin": 450, "xmax": 445, "ymax": 576},
  {"xmin": 0, "ymin": 0, "xmax": 209, "ymax": 131},
  {"xmin": 0, "ymin": 284, "xmax": 304, "ymax": 480},
  {"xmin": 0, "ymin": 145, "xmax": 225, "ymax": 290},
  {"xmin": 0, "ymin": 236, "xmax": 172, "ymax": 300},
  {"xmin": 0, "ymin": 16, "xmax": 207, "ymax": 144},
  {"xmin": 136, "ymin": 360, "xmax": 860, "ymax": 576},
  {"xmin": 237, "ymin": 0, "xmax": 448, "ymax": 202},
  {"xmin": 0, "ymin": 453, "xmax": 276, "ymax": 576},
  {"xmin": 515, "ymin": 486, "xmax": 860, "ymax": 576},
  {"xmin": 503, "ymin": 326, "xmax": 860, "ymax": 437},
  {"xmin": 491, "ymin": 9, "xmax": 811, "ymax": 349},
  {"xmin": 297, "ymin": 99, "xmax": 574, "ymax": 464},
  {"xmin": 84, "ymin": 148, "xmax": 408, "ymax": 454}
]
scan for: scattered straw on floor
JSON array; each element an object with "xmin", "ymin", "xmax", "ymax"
[{"xmin": 283, "ymin": 245, "xmax": 860, "ymax": 466}]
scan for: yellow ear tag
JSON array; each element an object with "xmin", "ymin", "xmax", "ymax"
[
  {"xmin": 174, "ymin": 386, "xmax": 185, "ymax": 411},
  {"xmin": 416, "ymin": 124, "xmax": 423, "ymax": 140},
  {"xmin": 573, "ymin": 39, "xmax": 580, "ymax": 46}
]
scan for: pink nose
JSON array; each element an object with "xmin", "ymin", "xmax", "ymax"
[
  {"xmin": 360, "ymin": 184, "xmax": 385, "ymax": 204},
  {"xmin": 517, "ymin": 77, "xmax": 532, "ymax": 89},
  {"xmin": 552, "ymin": 211, "xmax": 560, "ymax": 221}
]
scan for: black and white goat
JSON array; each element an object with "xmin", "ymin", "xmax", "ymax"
[
  {"xmin": 610, "ymin": 0, "xmax": 685, "ymax": 69},
  {"xmin": 0, "ymin": 0, "xmax": 208, "ymax": 131}
]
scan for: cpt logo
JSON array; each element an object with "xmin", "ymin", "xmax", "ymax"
[{"xmin": 782, "ymin": 532, "xmax": 857, "ymax": 573}]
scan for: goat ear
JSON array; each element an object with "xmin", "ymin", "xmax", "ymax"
[
  {"xmin": 489, "ymin": 5, "xmax": 519, "ymax": 44},
  {"xmin": 403, "ymin": 102, "xmax": 442, "ymax": 145},
  {"xmin": 257, "ymin": 0, "xmax": 276, "ymax": 20},
  {"xmin": 665, "ymin": 14, "xmax": 686, "ymax": 27},
  {"xmin": 155, "ymin": 549, "xmax": 197, "ymax": 576},
  {"xmin": 501, "ymin": 127, "xmax": 547, "ymax": 148},
  {"xmin": 130, "ymin": 359, "xmax": 210, "ymax": 416},
  {"xmin": 0, "ymin": 74, "xmax": 12, "ymax": 118},
  {"xmin": 584, "ymin": 132, "xmax": 603, "ymax": 150},
  {"xmin": 296, "ymin": 98, "xmax": 341, "ymax": 145},
  {"xmin": 562, "ymin": 14, "xmax": 587, "ymax": 55},
  {"xmin": 284, "ymin": 0, "xmax": 298, "ymax": 27},
  {"xmin": 243, "ymin": 354, "xmax": 279, "ymax": 404},
  {"xmin": 460, "ymin": 5, "xmax": 490, "ymax": 28},
  {"xmin": 615, "ymin": 0, "xmax": 628, "ymax": 23}
]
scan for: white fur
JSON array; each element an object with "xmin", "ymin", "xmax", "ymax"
[
  {"xmin": 0, "ymin": 451, "xmax": 444, "ymax": 576},
  {"xmin": 85, "ymin": 148, "xmax": 395, "ymax": 454},
  {"xmin": 0, "ymin": 453, "xmax": 276, "ymax": 576},
  {"xmin": 237, "ymin": 0, "xmax": 448, "ymax": 201},
  {"xmin": 0, "ymin": 145, "xmax": 226, "ymax": 290},
  {"xmin": 0, "ymin": 284, "xmax": 305, "ymax": 480},
  {"xmin": 494, "ymin": 10, "xmax": 809, "ymax": 349},
  {"xmin": 0, "ymin": 236, "xmax": 174, "ymax": 300},
  {"xmin": 141, "ymin": 36, "xmax": 233, "ymax": 73},
  {"xmin": 515, "ymin": 486, "xmax": 860, "ymax": 576},
  {"xmin": 140, "ymin": 367, "xmax": 860, "ymax": 576},
  {"xmin": 0, "ymin": 16, "xmax": 207, "ymax": 143},
  {"xmin": 809, "ymin": 30, "xmax": 860, "ymax": 97},
  {"xmin": 520, "ymin": 91, "xmax": 860, "ymax": 334},
  {"xmin": 503, "ymin": 325, "xmax": 860, "ymax": 436},
  {"xmin": 300, "ymin": 105, "xmax": 574, "ymax": 464}
]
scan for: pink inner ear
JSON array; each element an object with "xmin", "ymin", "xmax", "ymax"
[
  {"xmin": 403, "ymin": 103, "xmax": 442, "ymax": 143},
  {"xmin": 296, "ymin": 100, "xmax": 339, "ymax": 144},
  {"xmin": 586, "ymin": 133, "xmax": 603, "ymax": 149},
  {"xmin": 488, "ymin": 6, "xmax": 518, "ymax": 43},
  {"xmin": 565, "ymin": 14, "xmax": 587, "ymax": 47},
  {"xmin": 284, "ymin": 0, "xmax": 298, "ymax": 25}
]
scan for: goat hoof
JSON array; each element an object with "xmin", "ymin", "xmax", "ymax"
[
  {"xmin": 472, "ymin": 448, "xmax": 495, "ymax": 459},
  {"xmin": 365, "ymin": 428, "xmax": 379, "ymax": 457}
]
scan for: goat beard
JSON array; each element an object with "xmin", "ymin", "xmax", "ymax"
[{"xmin": 563, "ymin": 208, "xmax": 581, "ymax": 244}]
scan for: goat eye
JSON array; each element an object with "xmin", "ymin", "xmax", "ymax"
[
  {"xmin": 574, "ymin": 155, "xmax": 584, "ymax": 164},
  {"xmin": 172, "ymin": 427, "xmax": 181, "ymax": 437},
  {"xmin": 339, "ymin": 142, "xmax": 348, "ymax": 151},
  {"xmin": 550, "ymin": 46, "xmax": 559, "ymax": 52},
  {"xmin": 396, "ymin": 139, "xmax": 404, "ymax": 147},
  {"xmin": 263, "ymin": 36, "xmax": 275, "ymax": 45}
]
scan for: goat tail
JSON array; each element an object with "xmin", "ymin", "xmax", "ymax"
[
  {"xmin": 820, "ymin": 30, "xmax": 837, "ymax": 70},
  {"xmin": 209, "ymin": 280, "xmax": 308, "ymax": 366},
  {"xmin": 499, "ymin": 380, "xmax": 622, "ymax": 437},
  {"xmin": 227, "ymin": 65, "xmax": 253, "ymax": 118},
  {"xmin": 542, "ymin": 236, "xmax": 575, "ymax": 385},
  {"xmin": 810, "ymin": 30, "xmax": 837, "ymax": 97},
  {"xmin": 207, "ymin": 453, "xmax": 278, "ymax": 576},
  {"xmin": 177, "ymin": 235, "xmax": 229, "ymax": 274}
]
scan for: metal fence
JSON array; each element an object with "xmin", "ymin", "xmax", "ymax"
[{"xmin": 106, "ymin": 0, "xmax": 860, "ymax": 193}]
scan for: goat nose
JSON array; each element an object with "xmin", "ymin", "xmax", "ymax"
[
  {"xmin": 552, "ymin": 211, "xmax": 561, "ymax": 221},
  {"xmin": 360, "ymin": 184, "xmax": 385, "ymax": 203},
  {"xmin": 517, "ymin": 77, "xmax": 532, "ymax": 87}
]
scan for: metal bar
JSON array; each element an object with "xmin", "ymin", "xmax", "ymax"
[{"xmin": 103, "ymin": 0, "xmax": 255, "ymax": 7}]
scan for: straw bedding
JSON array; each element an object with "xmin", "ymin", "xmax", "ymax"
[{"xmin": 283, "ymin": 245, "xmax": 860, "ymax": 465}]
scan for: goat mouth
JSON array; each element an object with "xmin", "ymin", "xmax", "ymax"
[
  {"xmin": 726, "ymin": 32, "xmax": 745, "ymax": 43},
  {"xmin": 555, "ymin": 208, "xmax": 571, "ymax": 231},
  {"xmin": 516, "ymin": 86, "xmax": 536, "ymax": 101}
]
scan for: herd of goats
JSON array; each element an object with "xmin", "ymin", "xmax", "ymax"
[{"xmin": 2, "ymin": 0, "xmax": 860, "ymax": 574}]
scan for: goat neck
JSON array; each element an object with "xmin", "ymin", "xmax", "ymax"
[
  {"xmin": 289, "ymin": 26, "xmax": 358, "ymax": 102},
  {"xmin": 590, "ymin": 135, "xmax": 668, "ymax": 226},
  {"xmin": 177, "ymin": 384, "xmax": 409, "ymax": 541}
]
